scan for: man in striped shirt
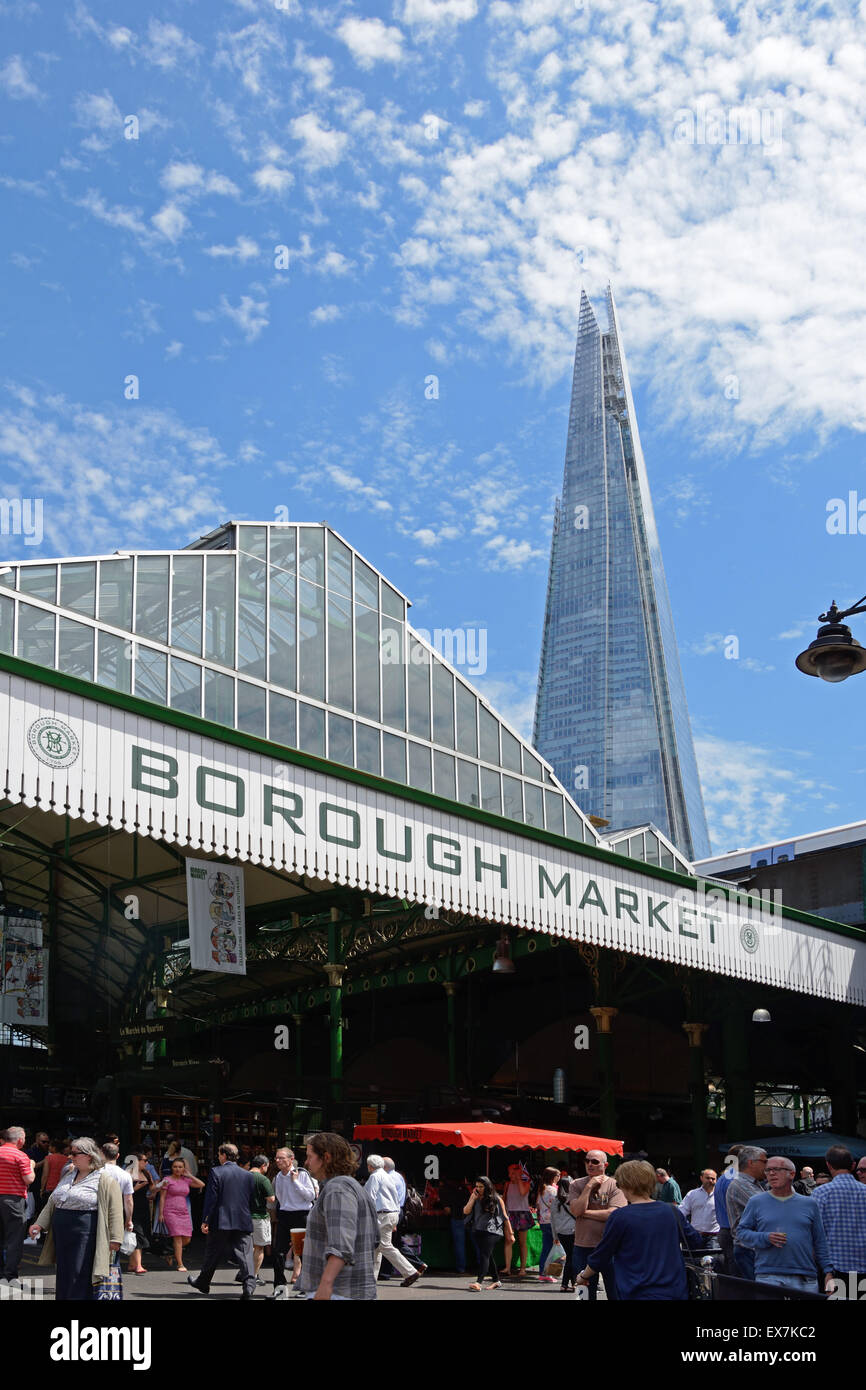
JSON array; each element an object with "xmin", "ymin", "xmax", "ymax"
[{"xmin": 0, "ymin": 1125, "xmax": 35, "ymax": 1281}]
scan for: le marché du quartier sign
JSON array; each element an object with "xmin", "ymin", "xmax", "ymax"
[{"xmin": 2, "ymin": 668, "xmax": 864, "ymax": 1005}]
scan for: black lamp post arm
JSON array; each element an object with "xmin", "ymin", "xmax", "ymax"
[{"xmin": 818, "ymin": 597, "xmax": 866, "ymax": 624}]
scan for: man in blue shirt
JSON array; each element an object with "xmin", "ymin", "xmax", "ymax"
[
  {"xmin": 813, "ymin": 1145, "xmax": 866, "ymax": 1290},
  {"xmin": 714, "ymin": 1144, "xmax": 744, "ymax": 1274},
  {"xmin": 735, "ymin": 1156, "xmax": 833, "ymax": 1294}
]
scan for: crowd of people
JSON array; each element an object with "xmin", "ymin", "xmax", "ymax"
[{"xmin": 1, "ymin": 1123, "xmax": 864, "ymax": 1300}]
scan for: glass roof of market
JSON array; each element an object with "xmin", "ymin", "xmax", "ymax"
[{"xmin": 0, "ymin": 521, "xmax": 602, "ymax": 846}]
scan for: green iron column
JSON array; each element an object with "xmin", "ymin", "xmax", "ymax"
[
  {"xmin": 722, "ymin": 1009, "xmax": 754, "ymax": 1140},
  {"xmin": 443, "ymin": 981, "xmax": 457, "ymax": 1086},
  {"xmin": 683, "ymin": 1023, "xmax": 709, "ymax": 1174},
  {"xmin": 324, "ymin": 963, "xmax": 346, "ymax": 1120},
  {"xmin": 589, "ymin": 1006, "xmax": 618, "ymax": 1137},
  {"xmin": 292, "ymin": 1013, "xmax": 304, "ymax": 1083}
]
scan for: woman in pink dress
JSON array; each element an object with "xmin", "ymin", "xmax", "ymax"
[{"xmin": 157, "ymin": 1158, "xmax": 205, "ymax": 1272}]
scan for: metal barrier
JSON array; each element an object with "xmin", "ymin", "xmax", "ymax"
[{"xmin": 689, "ymin": 1257, "xmax": 826, "ymax": 1302}]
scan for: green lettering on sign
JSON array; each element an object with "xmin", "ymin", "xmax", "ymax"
[
  {"xmin": 319, "ymin": 802, "xmax": 361, "ymax": 848},
  {"xmin": 647, "ymin": 896, "xmax": 671, "ymax": 932},
  {"xmin": 475, "ymin": 846, "xmax": 507, "ymax": 888},
  {"xmin": 376, "ymin": 819, "xmax": 412, "ymax": 862},
  {"xmin": 615, "ymin": 888, "xmax": 639, "ymax": 923},
  {"xmin": 538, "ymin": 866, "xmax": 570, "ymax": 903},
  {"xmin": 577, "ymin": 879, "xmax": 609, "ymax": 914},
  {"xmin": 678, "ymin": 905, "xmax": 699, "ymax": 939},
  {"xmin": 426, "ymin": 833, "xmax": 461, "ymax": 875},
  {"xmin": 264, "ymin": 785, "xmax": 304, "ymax": 834},
  {"xmin": 196, "ymin": 766, "xmax": 245, "ymax": 817},
  {"xmin": 132, "ymin": 745, "xmax": 178, "ymax": 798}
]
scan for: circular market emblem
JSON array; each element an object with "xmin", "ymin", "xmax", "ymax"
[
  {"xmin": 27, "ymin": 717, "xmax": 80, "ymax": 769},
  {"xmin": 740, "ymin": 923, "xmax": 760, "ymax": 954}
]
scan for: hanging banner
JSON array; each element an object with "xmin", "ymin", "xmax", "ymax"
[
  {"xmin": 0, "ymin": 906, "xmax": 48, "ymax": 1027},
  {"xmin": 185, "ymin": 859, "xmax": 246, "ymax": 976}
]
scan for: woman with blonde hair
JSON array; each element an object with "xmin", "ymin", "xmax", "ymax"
[
  {"xmin": 575, "ymin": 1159, "xmax": 702, "ymax": 1301},
  {"xmin": 29, "ymin": 1136, "xmax": 123, "ymax": 1300}
]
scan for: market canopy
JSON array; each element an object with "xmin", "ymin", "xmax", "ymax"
[
  {"xmin": 730, "ymin": 1131, "xmax": 865, "ymax": 1160},
  {"xmin": 352, "ymin": 1120, "xmax": 623, "ymax": 1156}
]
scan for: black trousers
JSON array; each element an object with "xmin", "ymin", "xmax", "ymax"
[
  {"xmin": 197, "ymin": 1228, "xmax": 255, "ymax": 1294},
  {"xmin": 475, "ymin": 1232, "xmax": 499, "ymax": 1283},
  {"xmin": 558, "ymin": 1233, "xmax": 576, "ymax": 1289},
  {"xmin": 717, "ymin": 1227, "xmax": 733, "ymax": 1274},
  {"xmin": 0, "ymin": 1195, "xmax": 26, "ymax": 1279}
]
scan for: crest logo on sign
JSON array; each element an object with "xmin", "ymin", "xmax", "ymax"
[
  {"xmin": 27, "ymin": 717, "xmax": 80, "ymax": 769},
  {"xmin": 740, "ymin": 924, "xmax": 759, "ymax": 954}
]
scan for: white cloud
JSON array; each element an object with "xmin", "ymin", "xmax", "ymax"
[
  {"xmin": 253, "ymin": 163, "xmax": 294, "ymax": 194},
  {"xmin": 463, "ymin": 99, "xmax": 487, "ymax": 117},
  {"xmin": 143, "ymin": 19, "xmax": 200, "ymax": 70},
  {"xmin": 74, "ymin": 91, "xmax": 122, "ymax": 138},
  {"xmin": 482, "ymin": 534, "xmax": 544, "ymax": 569},
  {"xmin": 0, "ymin": 55, "xmax": 41, "ymax": 100},
  {"xmin": 336, "ymin": 17, "xmax": 404, "ymax": 69},
  {"xmin": 204, "ymin": 236, "xmax": 260, "ymax": 262},
  {"xmin": 165, "ymin": 340, "xmax": 183, "ymax": 359},
  {"xmin": 294, "ymin": 44, "xmax": 333, "ymax": 92},
  {"xmin": 0, "ymin": 384, "xmax": 229, "ymax": 552},
  {"xmin": 196, "ymin": 294, "xmax": 269, "ymax": 343},
  {"xmin": 316, "ymin": 250, "xmax": 353, "ymax": 276},
  {"xmin": 77, "ymin": 190, "xmax": 149, "ymax": 240},
  {"xmin": 413, "ymin": 528, "xmax": 440, "ymax": 547},
  {"xmin": 290, "ymin": 113, "xmax": 348, "ymax": 168},
  {"xmin": 160, "ymin": 162, "xmax": 239, "ymax": 197},
  {"xmin": 310, "ymin": 304, "xmax": 342, "ymax": 325},
  {"xmin": 695, "ymin": 733, "xmax": 830, "ymax": 854},
  {"xmin": 151, "ymin": 203, "xmax": 190, "ymax": 243},
  {"xmin": 401, "ymin": 0, "xmax": 478, "ymax": 28},
  {"xmin": 215, "ymin": 18, "xmax": 287, "ymax": 98}
]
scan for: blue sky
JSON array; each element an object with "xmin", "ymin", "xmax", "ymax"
[{"xmin": 2, "ymin": 0, "xmax": 866, "ymax": 854}]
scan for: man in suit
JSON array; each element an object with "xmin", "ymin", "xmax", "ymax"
[{"xmin": 188, "ymin": 1142, "xmax": 257, "ymax": 1299}]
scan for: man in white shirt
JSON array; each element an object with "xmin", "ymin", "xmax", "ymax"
[
  {"xmin": 271, "ymin": 1147, "xmax": 317, "ymax": 1297},
  {"xmin": 366, "ymin": 1154, "xmax": 425, "ymax": 1287},
  {"xmin": 678, "ymin": 1169, "xmax": 720, "ymax": 1246},
  {"xmin": 101, "ymin": 1142, "xmax": 134, "ymax": 1232}
]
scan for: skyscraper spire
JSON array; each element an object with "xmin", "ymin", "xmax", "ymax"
[{"xmin": 534, "ymin": 289, "xmax": 710, "ymax": 861}]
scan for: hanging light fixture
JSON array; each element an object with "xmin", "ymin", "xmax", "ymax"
[
  {"xmin": 492, "ymin": 936, "xmax": 515, "ymax": 974},
  {"xmin": 752, "ymin": 1007, "xmax": 771, "ymax": 1023}
]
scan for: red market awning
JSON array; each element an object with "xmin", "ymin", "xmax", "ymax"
[{"xmin": 352, "ymin": 1121, "xmax": 623, "ymax": 1157}]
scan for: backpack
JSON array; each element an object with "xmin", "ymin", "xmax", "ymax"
[{"xmin": 401, "ymin": 1184, "xmax": 424, "ymax": 1229}]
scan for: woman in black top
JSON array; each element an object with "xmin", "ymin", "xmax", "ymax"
[{"xmin": 463, "ymin": 1177, "xmax": 514, "ymax": 1290}]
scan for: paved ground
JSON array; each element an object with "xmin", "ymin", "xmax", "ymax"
[{"xmin": 19, "ymin": 1241, "xmax": 588, "ymax": 1301}]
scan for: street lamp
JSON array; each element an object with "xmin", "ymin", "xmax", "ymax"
[{"xmin": 795, "ymin": 599, "xmax": 866, "ymax": 683}]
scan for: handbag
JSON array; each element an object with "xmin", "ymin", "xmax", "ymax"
[{"xmin": 95, "ymin": 1252, "xmax": 123, "ymax": 1301}]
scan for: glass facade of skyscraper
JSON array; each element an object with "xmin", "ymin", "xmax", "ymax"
[{"xmin": 534, "ymin": 288, "xmax": 711, "ymax": 861}]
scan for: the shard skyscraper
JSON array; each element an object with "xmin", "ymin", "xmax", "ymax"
[{"xmin": 533, "ymin": 287, "xmax": 710, "ymax": 861}]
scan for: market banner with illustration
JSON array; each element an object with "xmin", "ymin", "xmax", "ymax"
[
  {"xmin": 0, "ymin": 906, "xmax": 48, "ymax": 1026},
  {"xmin": 185, "ymin": 859, "xmax": 246, "ymax": 976}
]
